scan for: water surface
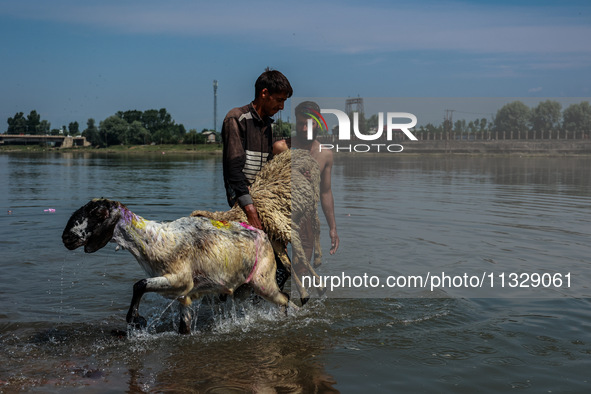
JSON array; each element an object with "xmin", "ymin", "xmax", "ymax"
[{"xmin": 1, "ymin": 151, "xmax": 590, "ymax": 392}]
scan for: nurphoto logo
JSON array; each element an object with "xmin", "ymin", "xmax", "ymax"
[{"xmin": 309, "ymin": 109, "xmax": 418, "ymax": 153}]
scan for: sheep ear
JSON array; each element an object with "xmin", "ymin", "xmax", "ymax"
[{"xmin": 84, "ymin": 221, "xmax": 116, "ymax": 253}]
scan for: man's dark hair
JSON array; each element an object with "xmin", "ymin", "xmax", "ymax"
[
  {"xmin": 295, "ymin": 101, "xmax": 321, "ymax": 118},
  {"xmin": 255, "ymin": 68, "xmax": 293, "ymax": 99}
]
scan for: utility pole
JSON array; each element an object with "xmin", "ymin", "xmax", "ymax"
[
  {"xmin": 345, "ymin": 96, "xmax": 365, "ymax": 136},
  {"xmin": 444, "ymin": 109, "xmax": 454, "ymax": 132},
  {"xmin": 345, "ymin": 96, "xmax": 365, "ymax": 116},
  {"xmin": 444, "ymin": 109, "xmax": 454, "ymax": 152},
  {"xmin": 213, "ymin": 80, "xmax": 218, "ymax": 132}
]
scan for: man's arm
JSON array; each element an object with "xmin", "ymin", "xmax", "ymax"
[
  {"xmin": 222, "ymin": 116, "xmax": 263, "ymax": 229},
  {"xmin": 319, "ymin": 151, "xmax": 339, "ymax": 254}
]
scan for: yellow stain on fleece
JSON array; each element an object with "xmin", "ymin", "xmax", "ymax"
[
  {"xmin": 132, "ymin": 215, "xmax": 147, "ymax": 230},
  {"xmin": 211, "ymin": 220, "xmax": 231, "ymax": 230},
  {"xmin": 128, "ymin": 215, "xmax": 150, "ymax": 254}
]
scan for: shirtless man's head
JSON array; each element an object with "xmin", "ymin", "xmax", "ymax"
[{"xmin": 294, "ymin": 101, "xmax": 322, "ymax": 145}]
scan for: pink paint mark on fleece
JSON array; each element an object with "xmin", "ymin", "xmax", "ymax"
[{"xmin": 239, "ymin": 222, "xmax": 257, "ymax": 231}]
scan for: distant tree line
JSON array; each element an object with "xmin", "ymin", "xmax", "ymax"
[
  {"xmin": 360, "ymin": 100, "xmax": 591, "ymax": 140},
  {"xmin": 7, "ymin": 100, "xmax": 590, "ymax": 146},
  {"xmin": 4, "ymin": 108, "xmax": 221, "ymax": 147},
  {"xmin": 84, "ymin": 109, "xmax": 189, "ymax": 147},
  {"xmin": 6, "ymin": 110, "xmax": 76, "ymax": 136}
]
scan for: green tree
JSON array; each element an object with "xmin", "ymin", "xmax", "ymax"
[
  {"xmin": 68, "ymin": 121, "xmax": 80, "ymax": 136},
  {"xmin": 26, "ymin": 110, "xmax": 41, "ymax": 134},
  {"xmin": 140, "ymin": 108, "xmax": 180, "ymax": 142},
  {"xmin": 185, "ymin": 129, "xmax": 207, "ymax": 144},
  {"xmin": 117, "ymin": 110, "xmax": 143, "ymax": 124},
  {"xmin": 479, "ymin": 118, "xmax": 489, "ymax": 133},
  {"xmin": 141, "ymin": 109, "xmax": 159, "ymax": 133},
  {"xmin": 82, "ymin": 118, "xmax": 101, "ymax": 146},
  {"xmin": 428, "ymin": 123, "xmax": 442, "ymax": 133},
  {"xmin": 494, "ymin": 101, "xmax": 531, "ymax": 138},
  {"xmin": 127, "ymin": 120, "xmax": 151, "ymax": 145},
  {"xmin": 442, "ymin": 118, "xmax": 452, "ymax": 134},
  {"xmin": 453, "ymin": 119, "xmax": 467, "ymax": 133},
  {"xmin": 274, "ymin": 119, "xmax": 292, "ymax": 138},
  {"xmin": 86, "ymin": 108, "xmax": 188, "ymax": 146},
  {"xmin": 7, "ymin": 112, "xmax": 27, "ymax": 134},
  {"xmin": 39, "ymin": 120, "xmax": 51, "ymax": 134},
  {"xmin": 158, "ymin": 108, "xmax": 172, "ymax": 126},
  {"xmin": 532, "ymin": 100, "xmax": 562, "ymax": 138},
  {"xmin": 99, "ymin": 115, "xmax": 128, "ymax": 147},
  {"xmin": 563, "ymin": 101, "xmax": 591, "ymax": 138}
]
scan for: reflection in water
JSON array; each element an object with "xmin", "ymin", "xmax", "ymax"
[
  {"xmin": 0, "ymin": 299, "xmax": 339, "ymax": 392},
  {"xmin": 145, "ymin": 329, "xmax": 338, "ymax": 392},
  {"xmin": 336, "ymin": 155, "xmax": 591, "ymax": 193}
]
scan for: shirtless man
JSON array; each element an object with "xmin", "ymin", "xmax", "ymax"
[{"xmin": 273, "ymin": 101, "xmax": 340, "ymax": 261}]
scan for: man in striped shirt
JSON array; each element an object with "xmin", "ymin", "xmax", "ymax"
[{"xmin": 222, "ymin": 68, "xmax": 293, "ymax": 230}]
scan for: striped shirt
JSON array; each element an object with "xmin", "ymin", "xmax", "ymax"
[
  {"xmin": 222, "ymin": 102, "xmax": 274, "ymax": 208},
  {"xmin": 243, "ymin": 149, "xmax": 269, "ymax": 184}
]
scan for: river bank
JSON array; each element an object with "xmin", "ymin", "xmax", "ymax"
[
  {"xmin": 401, "ymin": 139, "xmax": 591, "ymax": 155},
  {"xmin": 2, "ymin": 140, "xmax": 591, "ymax": 155},
  {"xmin": 0, "ymin": 143, "xmax": 222, "ymax": 154},
  {"xmin": 318, "ymin": 139, "xmax": 591, "ymax": 156}
]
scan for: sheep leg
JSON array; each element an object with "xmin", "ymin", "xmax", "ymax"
[
  {"xmin": 291, "ymin": 226, "xmax": 324, "ymax": 299},
  {"xmin": 249, "ymin": 247, "xmax": 291, "ymax": 314},
  {"xmin": 126, "ymin": 276, "xmax": 171, "ymax": 329},
  {"xmin": 289, "ymin": 269, "xmax": 309, "ymax": 306},
  {"xmin": 271, "ymin": 239, "xmax": 291, "ymax": 290},
  {"xmin": 178, "ymin": 299, "xmax": 193, "ymax": 335}
]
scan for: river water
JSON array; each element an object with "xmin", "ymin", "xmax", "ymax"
[{"xmin": 1, "ymin": 151, "xmax": 590, "ymax": 392}]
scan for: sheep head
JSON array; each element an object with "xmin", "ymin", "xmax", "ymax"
[{"xmin": 62, "ymin": 198, "xmax": 122, "ymax": 253}]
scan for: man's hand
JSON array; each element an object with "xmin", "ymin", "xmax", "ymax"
[
  {"xmin": 243, "ymin": 204, "xmax": 263, "ymax": 230},
  {"xmin": 329, "ymin": 229, "xmax": 340, "ymax": 254}
]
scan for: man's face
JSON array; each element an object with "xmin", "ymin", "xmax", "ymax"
[
  {"xmin": 260, "ymin": 89, "xmax": 288, "ymax": 117},
  {"xmin": 295, "ymin": 114, "xmax": 319, "ymax": 141}
]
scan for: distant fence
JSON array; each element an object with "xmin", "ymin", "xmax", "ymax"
[
  {"xmin": 315, "ymin": 129, "xmax": 590, "ymax": 143},
  {"xmin": 271, "ymin": 130, "xmax": 591, "ymax": 154}
]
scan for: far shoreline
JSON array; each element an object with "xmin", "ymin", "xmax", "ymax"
[
  {"xmin": 1, "ymin": 139, "xmax": 591, "ymax": 156},
  {"xmin": 0, "ymin": 143, "xmax": 223, "ymax": 155}
]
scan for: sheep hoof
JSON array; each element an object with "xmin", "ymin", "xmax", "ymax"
[
  {"xmin": 300, "ymin": 297, "xmax": 309, "ymax": 306},
  {"xmin": 288, "ymin": 300, "xmax": 300, "ymax": 312},
  {"xmin": 178, "ymin": 322, "xmax": 191, "ymax": 335},
  {"xmin": 110, "ymin": 329, "xmax": 127, "ymax": 338},
  {"xmin": 129, "ymin": 315, "xmax": 147, "ymax": 330}
]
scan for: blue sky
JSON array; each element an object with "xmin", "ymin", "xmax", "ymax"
[{"xmin": 1, "ymin": 0, "xmax": 590, "ymax": 132}]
